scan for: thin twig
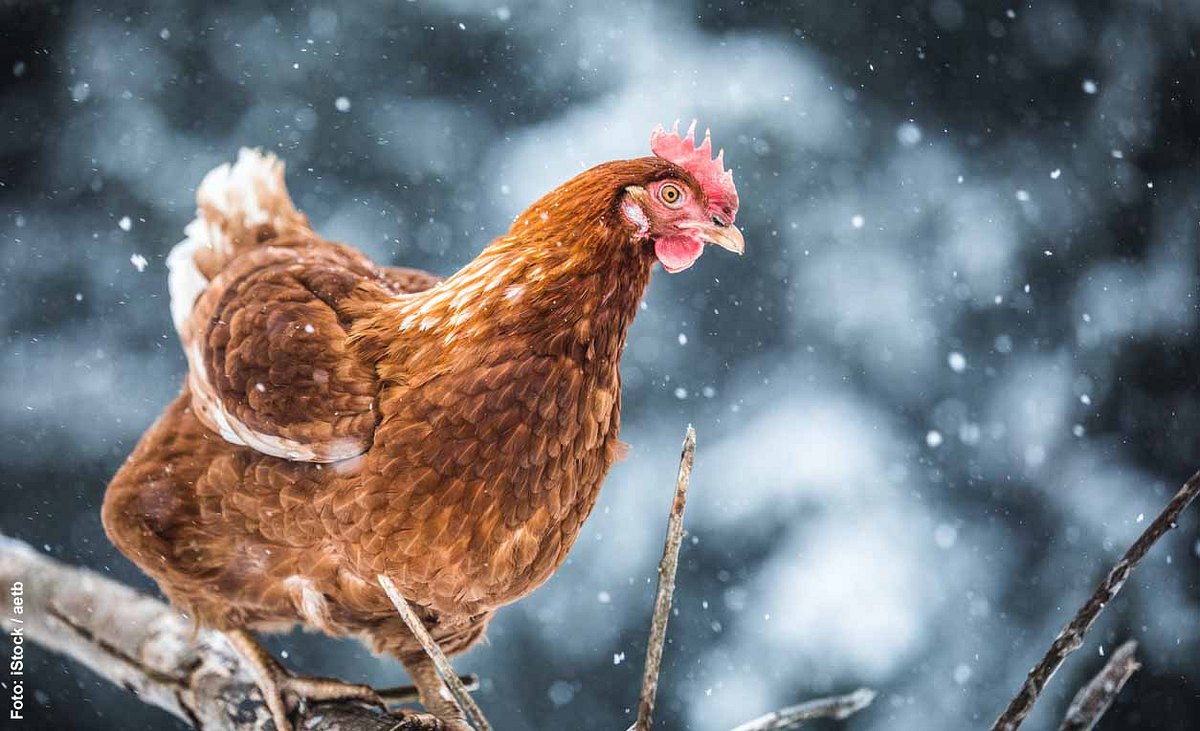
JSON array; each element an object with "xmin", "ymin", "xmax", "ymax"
[
  {"xmin": 991, "ymin": 470, "xmax": 1200, "ymax": 731},
  {"xmin": 1057, "ymin": 640, "xmax": 1140, "ymax": 731},
  {"xmin": 377, "ymin": 575, "xmax": 492, "ymax": 731},
  {"xmin": 729, "ymin": 688, "xmax": 878, "ymax": 731},
  {"xmin": 632, "ymin": 426, "xmax": 697, "ymax": 731}
]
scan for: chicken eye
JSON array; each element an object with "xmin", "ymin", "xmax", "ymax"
[{"xmin": 658, "ymin": 183, "xmax": 684, "ymax": 207}]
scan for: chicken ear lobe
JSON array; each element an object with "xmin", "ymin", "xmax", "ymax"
[{"xmin": 620, "ymin": 186, "xmax": 651, "ymax": 239}]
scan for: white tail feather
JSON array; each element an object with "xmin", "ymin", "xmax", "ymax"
[{"xmin": 166, "ymin": 148, "xmax": 302, "ymax": 335}]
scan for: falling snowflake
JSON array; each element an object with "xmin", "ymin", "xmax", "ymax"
[
  {"xmin": 934, "ymin": 523, "xmax": 958, "ymax": 549},
  {"xmin": 896, "ymin": 122, "xmax": 922, "ymax": 147}
]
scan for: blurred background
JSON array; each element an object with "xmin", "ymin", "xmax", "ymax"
[{"xmin": 2, "ymin": 1, "xmax": 1199, "ymax": 729}]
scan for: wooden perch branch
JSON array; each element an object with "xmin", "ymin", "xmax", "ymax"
[
  {"xmin": 729, "ymin": 688, "xmax": 877, "ymax": 731},
  {"xmin": 632, "ymin": 425, "xmax": 696, "ymax": 731},
  {"xmin": 1057, "ymin": 640, "xmax": 1140, "ymax": 731},
  {"xmin": 991, "ymin": 469, "xmax": 1200, "ymax": 731},
  {"xmin": 0, "ymin": 534, "xmax": 403, "ymax": 731}
]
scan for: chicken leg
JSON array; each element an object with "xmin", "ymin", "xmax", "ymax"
[
  {"xmin": 225, "ymin": 629, "xmax": 391, "ymax": 731},
  {"xmin": 400, "ymin": 654, "xmax": 474, "ymax": 731}
]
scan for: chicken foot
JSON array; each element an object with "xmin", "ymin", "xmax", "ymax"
[
  {"xmin": 400, "ymin": 655, "xmax": 475, "ymax": 731},
  {"xmin": 224, "ymin": 629, "xmax": 411, "ymax": 731}
]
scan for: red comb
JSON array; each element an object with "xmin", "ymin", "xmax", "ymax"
[{"xmin": 650, "ymin": 120, "xmax": 739, "ymax": 219}]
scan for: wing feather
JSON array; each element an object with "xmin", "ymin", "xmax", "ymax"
[{"xmin": 180, "ymin": 242, "xmax": 439, "ymax": 461}]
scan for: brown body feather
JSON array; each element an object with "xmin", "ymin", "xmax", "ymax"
[{"xmin": 103, "ymin": 154, "xmax": 683, "ymax": 662}]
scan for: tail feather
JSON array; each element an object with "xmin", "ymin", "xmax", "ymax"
[{"xmin": 167, "ymin": 148, "xmax": 309, "ymax": 333}]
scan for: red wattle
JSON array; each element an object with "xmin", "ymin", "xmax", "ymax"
[{"xmin": 654, "ymin": 235, "xmax": 704, "ymax": 273}]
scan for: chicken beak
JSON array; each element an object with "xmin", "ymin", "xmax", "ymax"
[{"xmin": 680, "ymin": 221, "xmax": 745, "ymax": 255}]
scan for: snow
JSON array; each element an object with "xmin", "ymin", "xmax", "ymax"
[
  {"xmin": 129, "ymin": 253, "xmax": 147, "ymax": 272},
  {"xmin": 934, "ymin": 523, "xmax": 958, "ymax": 549},
  {"xmin": 8, "ymin": 4, "xmax": 1200, "ymax": 729},
  {"xmin": 547, "ymin": 681, "xmax": 574, "ymax": 706},
  {"xmin": 117, "ymin": 216, "xmax": 132, "ymax": 231},
  {"xmin": 896, "ymin": 122, "xmax": 922, "ymax": 147}
]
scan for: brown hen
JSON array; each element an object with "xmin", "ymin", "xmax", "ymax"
[{"xmin": 102, "ymin": 123, "xmax": 743, "ymax": 730}]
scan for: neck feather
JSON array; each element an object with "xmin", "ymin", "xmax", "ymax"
[{"xmin": 362, "ymin": 194, "xmax": 654, "ymax": 366}]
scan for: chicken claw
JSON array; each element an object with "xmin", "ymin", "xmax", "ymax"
[{"xmin": 225, "ymin": 629, "xmax": 387, "ymax": 731}]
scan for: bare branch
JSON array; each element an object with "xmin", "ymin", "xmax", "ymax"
[
  {"xmin": 632, "ymin": 425, "xmax": 697, "ymax": 731},
  {"xmin": 991, "ymin": 470, "xmax": 1200, "ymax": 731},
  {"xmin": 0, "ymin": 534, "xmax": 399, "ymax": 731},
  {"xmin": 377, "ymin": 575, "xmax": 492, "ymax": 731},
  {"xmin": 1057, "ymin": 640, "xmax": 1140, "ymax": 731},
  {"xmin": 729, "ymin": 688, "xmax": 877, "ymax": 731}
]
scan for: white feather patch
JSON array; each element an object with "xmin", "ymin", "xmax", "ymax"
[
  {"xmin": 284, "ymin": 576, "xmax": 334, "ymax": 631},
  {"xmin": 166, "ymin": 235, "xmax": 210, "ymax": 334},
  {"xmin": 168, "ymin": 149, "xmax": 285, "ymax": 334},
  {"xmin": 196, "ymin": 148, "xmax": 282, "ymax": 228},
  {"xmin": 621, "ymin": 201, "xmax": 650, "ymax": 238}
]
